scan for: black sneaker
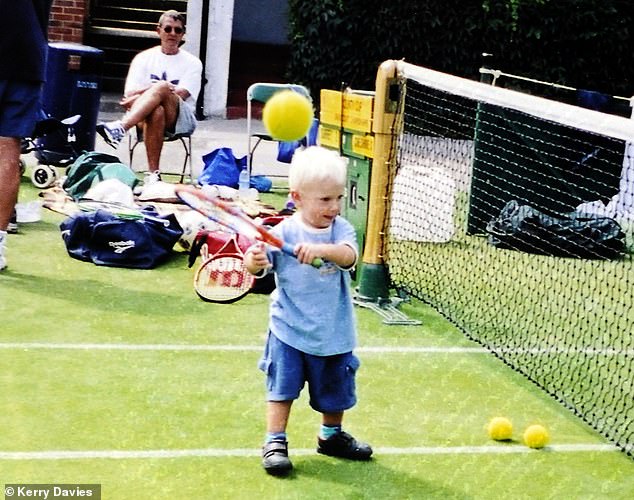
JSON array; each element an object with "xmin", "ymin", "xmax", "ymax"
[
  {"xmin": 317, "ymin": 431, "xmax": 373, "ymax": 460},
  {"xmin": 262, "ymin": 439, "xmax": 293, "ymax": 476}
]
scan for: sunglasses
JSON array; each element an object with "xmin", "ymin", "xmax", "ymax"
[{"xmin": 161, "ymin": 25, "xmax": 184, "ymax": 34}]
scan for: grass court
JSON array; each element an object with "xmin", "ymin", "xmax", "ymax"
[{"xmin": 1, "ymin": 177, "xmax": 633, "ymax": 499}]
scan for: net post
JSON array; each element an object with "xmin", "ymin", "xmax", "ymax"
[{"xmin": 357, "ymin": 60, "xmax": 400, "ymax": 300}]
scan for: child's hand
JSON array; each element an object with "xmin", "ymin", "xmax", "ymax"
[
  {"xmin": 295, "ymin": 242, "xmax": 356, "ymax": 268},
  {"xmin": 294, "ymin": 243, "xmax": 324, "ymax": 266},
  {"xmin": 245, "ymin": 242, "xmax": 271, "ymax": 274}
]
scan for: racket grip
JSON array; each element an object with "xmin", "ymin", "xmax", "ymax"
[
  {"xmin": 311, "ymin": 257, "xmax": 324, "ymax": 268},
  {"xmin": 281, "ymin": 242, "xmax": 322, "ymax": 268}
]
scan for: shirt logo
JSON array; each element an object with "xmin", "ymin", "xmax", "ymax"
[{"xmin": 150, "ymin": 71, "xmax": 179, "ymax": 85}]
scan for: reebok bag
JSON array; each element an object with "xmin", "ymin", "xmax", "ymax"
[{"xmin": 60, "ymin": 209, "xmax": 183, "ymax": 269}]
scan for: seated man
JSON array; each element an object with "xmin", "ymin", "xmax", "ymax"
[{"xmin": 97, "ymin": 9, "xmax": 202, "ymax": 184}]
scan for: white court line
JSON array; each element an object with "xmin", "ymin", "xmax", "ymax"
[
  {"xmin": 0, "ymin": 444, "xmax": 619, "ymax": 461},
  {"xmin": 0, "ymin": 343, "xmax": 631, "ymax": 355},
  {"xmin": 0, "ymin": 343, "xmax": 487, "ymax": 354}
]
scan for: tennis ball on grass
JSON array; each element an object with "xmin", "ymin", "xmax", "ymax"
[
  {"xmin": 523, "ymin": 424, "xmax": 549, "ymax": 449},
  {"xmin": 262, "ymin": 90, "xmax": 313, "ymax": 142},
  {"xmin": 487, "ymin": 417, "xmax": 513, "ymax": 441}
]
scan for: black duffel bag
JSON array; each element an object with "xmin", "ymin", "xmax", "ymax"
[{"xmin": 486, "ymin": 200, "xmax": 625, "ymax": 259}]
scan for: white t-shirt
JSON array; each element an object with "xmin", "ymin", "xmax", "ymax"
[{"xmin": 124, "ymin": 46, "xmax": 202, "ymax": 113}]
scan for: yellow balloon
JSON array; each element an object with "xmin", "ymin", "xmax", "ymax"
[{"xmin": 263, "ymin": 90, "xmax": 313, "ymax": 142}]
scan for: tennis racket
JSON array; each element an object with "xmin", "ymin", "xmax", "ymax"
[
  {"xmin": 77, "ymin": 199, "xmax": 171, "ymax": 227},
  {"xmin": 175, "ymin": 185, "xmax": 322, "ymax": 267},
  {"xmin": 193, "ymin": 235, "xmax": 255, "ymax": 303}
]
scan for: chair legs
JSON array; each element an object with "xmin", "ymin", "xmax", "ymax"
[
  {"xmin": 128, "ymin": 130, "xmax": 193, "ymax": 183},
  {"xmin": 176, "ymin": 135, "xmax": 193, "ymax": 184}
]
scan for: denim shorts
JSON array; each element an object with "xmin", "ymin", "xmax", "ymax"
[
  {"xmin": 258, "ymin": 332, "xmax": 360, "ymax": 414},
  {"xmin": 0, "ymin": 80, "xmax": 42, "ymax": 138}
]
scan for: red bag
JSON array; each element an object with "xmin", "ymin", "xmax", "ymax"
[
  {"xmin": 188, "ymin": 230, "xmax": 253, "ymax": 267},
  {"xmin": 188, "ymin": 230, "xmax": 276, "ymax": 296}
]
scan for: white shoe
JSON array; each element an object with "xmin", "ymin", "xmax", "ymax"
[
  {"xmin": 96, "ymin": 120, "xmax": 126, "ymax": 149},
  {"xmin": 0, "ymin": 232, "xmax": 7, "ymax": 271},
  {"xmin": 144, "ymin": 171, "xmax": 161, "ymax": 185},
  {"xmin": 6, "ymin": 208, "xmax": 18, "ymax": 233}
]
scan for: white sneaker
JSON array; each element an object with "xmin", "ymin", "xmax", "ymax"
[
  {"xmin": 96, "ymin": 120, "xmax": 126, "ymax": 149},
  {"xmin": 7, "ymin": 209, "xmax": 18, "ymax": 234},
  {"xmin": 0, "ymin": 232, "xmax": 7, "ymax": 271},
  {"xmin": 144, "ymin": 171, "xmax": 161, "ymax": 185}
]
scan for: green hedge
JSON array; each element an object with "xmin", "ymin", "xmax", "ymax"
[{"xmin": 288, "ymin": 0, "xmax": 633, "ymax": 103}]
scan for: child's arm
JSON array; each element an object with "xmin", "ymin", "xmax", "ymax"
[{"xmin": 294, "ymin": 242, "xmax": 356, "ymax": 269}]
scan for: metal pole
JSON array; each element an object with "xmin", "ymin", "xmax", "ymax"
[{"xmin": 196, "ymin": 0, "xmax": 210, "ymax": 120}]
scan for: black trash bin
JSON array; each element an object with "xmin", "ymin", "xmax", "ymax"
[{"xmin": 35, "ymin": 42, "xmax": 104, "ymax": 166}]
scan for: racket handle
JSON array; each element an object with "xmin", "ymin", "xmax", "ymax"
[
  {"xmin": 281, "ymin": 242, "xmax": 323, "ymax": 268},
  {"xmin": 311, "ymin": 257, "xmax": 324, "ymax": 268}
]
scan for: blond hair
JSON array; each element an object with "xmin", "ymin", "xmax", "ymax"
[{"xmin": 288, "ymin": 146, "xmax": 347, "ymax": 191}]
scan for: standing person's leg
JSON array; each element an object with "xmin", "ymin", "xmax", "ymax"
[
  {"xmin": 266, "ymin": 400, "xmax": 293, "ymax": 435},
  {"xmin": 262, "ymin": 400, "xmax": 294, "ymax": 476},
  {"xmin": 0, "ymin": 137, "xmax": 20, "ymax": 271},
  {"xmin": 0, "ymin": 137, "xmax": 20, "ymax": 231},
  {"xmin": 309, "ymin": 353, "xmax": 373, "ymax": 460},
  {"xmin": 0, "ymin": 80, "xmax": 42, "ymax": 271},
  {"xmin": 0, "ymin": 137, "xmax": 21, "ymax": 269},
  {"xmin": 259, "ymin": 334, "xmax": 304, "ymax": 476}
]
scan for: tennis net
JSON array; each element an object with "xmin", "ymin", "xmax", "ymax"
[{"xmin": 385, "ymin": 61, "xmax": 634, "ymax": 457}]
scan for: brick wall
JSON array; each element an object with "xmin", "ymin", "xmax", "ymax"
[{"xmin": 48, "ymin": 0, "xmax": 89, "ymax": 43}]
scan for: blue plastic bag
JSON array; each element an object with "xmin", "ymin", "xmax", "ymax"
[
  {"xmin": 276, "ymin": 118, "xmax": 319, "ymax": 163},
  {"xmin": 198, "ymin": 147, "xmax": 247, "ymax": 188},
  {"xmin": 198, "ymin": 147, "xmax": 273, "ymax": 192},
  {"xmin": 250, "ymin": 175, "xmax": 272, "ymax": 192}
]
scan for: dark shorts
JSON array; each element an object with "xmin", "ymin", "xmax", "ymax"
[
  {"xmin": 258, "ymin": 332, "xmax": 360, "ymax": 414},
  {"xmin": 0, "ymin": 80, "xmax": 42, "ymax": 138}
]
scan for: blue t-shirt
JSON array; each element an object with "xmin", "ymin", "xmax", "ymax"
[
  {"xmin": 0, "ymin": 1, "xmax": 52, "ymax": 82},
  {"xmin": 265, "ymin": 214, "xmax": 358, "ymax": 356}
]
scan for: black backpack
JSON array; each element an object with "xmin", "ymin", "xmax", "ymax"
[{"xmin": 486, "ymin": 200, "xmax": 625, "ymax": 260}]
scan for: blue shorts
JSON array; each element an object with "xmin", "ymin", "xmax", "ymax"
[
  {"xmin": 0, "ymin": 80, "xmax": 42, "ymax": 138},
  {"xmin": 258, "ymin": 332, "xmax": 360, "ymax": 413}
]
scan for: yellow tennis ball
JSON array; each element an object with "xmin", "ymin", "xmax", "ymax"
[
  {"xmin": 523, "ymin": 424, "xmax": 550, "ymax": 449},
  {"xmin": 487, "ymin": 417, "xmax": 513, "ymax": 441},
  {"xmin": 262, "ymin": 90, "xmax": 313, "ymax": 142}
]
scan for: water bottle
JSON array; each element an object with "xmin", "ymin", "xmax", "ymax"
[
  {"xmin": 285, "ymin": 194, "xmax": 295, "ymax": 211},
  {"xmin": 238, "ymin": 169, "xmax": 250, "ymax": 195}
]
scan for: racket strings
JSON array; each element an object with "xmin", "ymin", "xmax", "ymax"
[
  {"xmin": 194, "ymin": 254, "xmax": 254, "ymax": 303},
  {"xmin": 179, "ymin": 192, "xmax": 262, "ymax": 241}
]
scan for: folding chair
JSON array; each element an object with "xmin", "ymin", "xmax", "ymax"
[
  {"xmin": 128, "ymin": 126, "xmax": 193, "ymax": 183},
  {"xmin": 246, "ymin": 82, "xmax": 312, "ymax": 181}
]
